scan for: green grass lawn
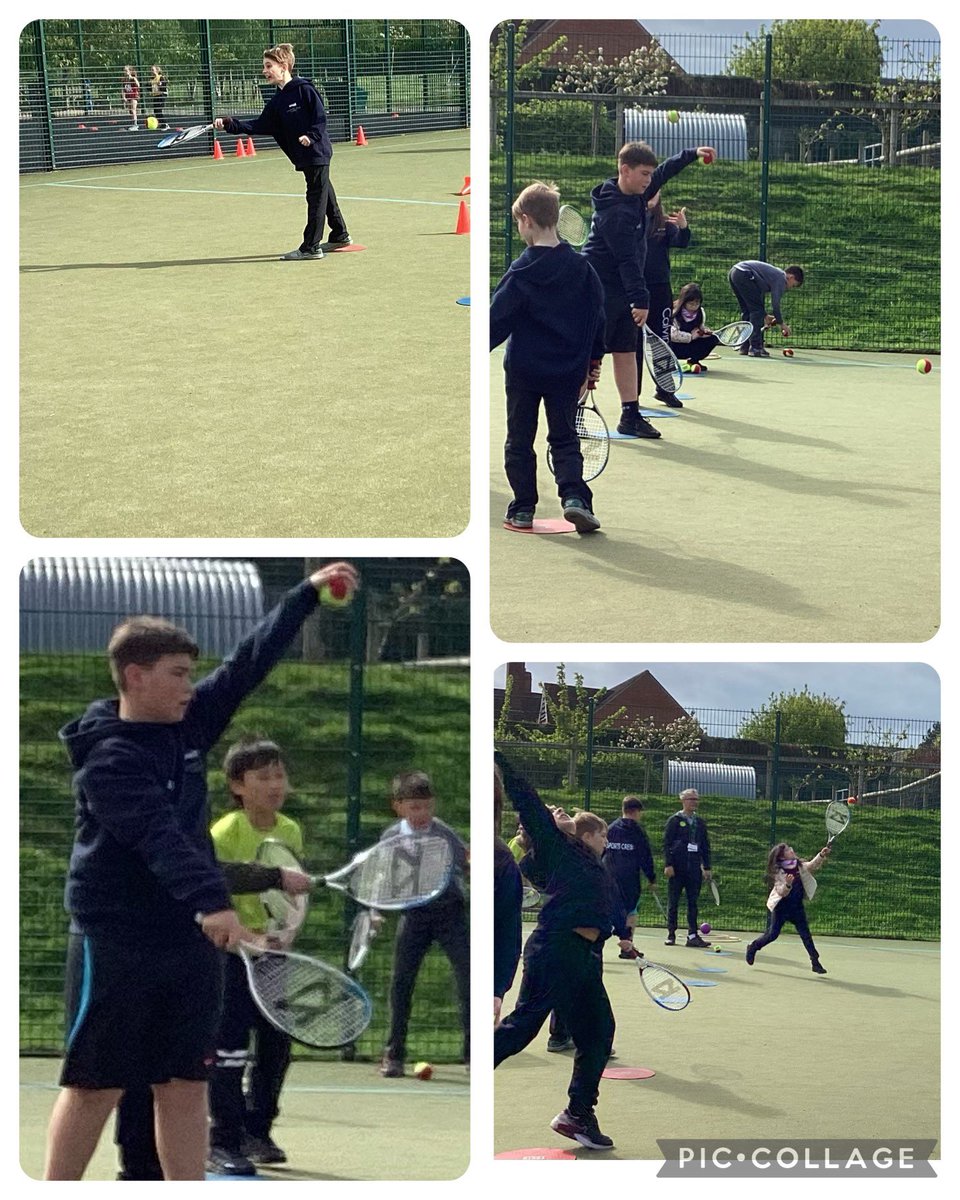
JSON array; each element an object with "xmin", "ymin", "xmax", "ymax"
[
  {"xmin": 20, "ymin": 128, "xmax": 470, "ymax": 536},
  {"xmin": 20, "ymin": 655, "xmax": 469, "ymax": 1061}
]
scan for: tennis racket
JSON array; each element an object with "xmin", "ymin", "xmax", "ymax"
[
  {"xmin": 546, "ymin": 376, "xmax": 609, "ymax": 483},
  {"xmin": 347, "ymin": 909, "xmax": 379, "ymax": 971},
  {"xmin": 642, "ymin": 326, "xmax": 683, "ymax": 395},
  {"xmin": 824, "ymin": 798, "xmax": 851, "ymax": 844},
  {"xmin": 156, "ymin": 122, "xmax": 215, "ymax": 149},
  {"xmin": 521, "ymin": 884, "xmax": 541, "ymax": 910},
  {"xmin": 712, "ymin": 320, "xmax": 753, "ymax": 347},
  {"xmin": 256, "ymin": 839, "xmax": 309, "ymax": 948},
  {"xmin": 557, "ymin": 204, "xmax": 589, "ymax": 247},
  {"xmin": 708, "ymin": 878, "xmax": 721, "ymax": 906},
  {"xmin": 631, "ymin": 951, "xmax": 690, "ymax": 1011},
  {"xmin": 650, "ymin": 889, "xmax": 668, "ymax": 925}
]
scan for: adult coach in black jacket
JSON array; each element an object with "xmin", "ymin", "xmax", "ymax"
[
  {"xmin": 215, "ymin": 43, "xmax": 350, "ymax": 260},
  {"xmin": 44, "ymin": 562, "xmax": 357, "ymax": 1180},
  {"xmin": 663, "ymin": 788, "xmax": 713, "ymax": 948}
]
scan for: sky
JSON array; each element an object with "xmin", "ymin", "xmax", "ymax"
[{"xmin": 493, "ymin": 662, "xmax": 940, "ymax": 728}]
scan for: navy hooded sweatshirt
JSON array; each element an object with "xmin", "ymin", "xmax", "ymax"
[
  {"xmin": 490, "ymin": 241, "xmax": 605, "ymax": 386},
  {"xmin": 581, "ymin": 148, "xmax": 699, "ymax": 309},
  {"xmin": 224, "ymin": 77, "xmax": 332, "ymax": 168},
  {"xmin": 59, "ymin": 581, "xmax": 319, "ymax": 946}
]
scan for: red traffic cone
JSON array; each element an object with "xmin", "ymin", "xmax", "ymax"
[
  {"xmin": 455, "ymin": 200, "xmax": 470, "ymax": 235},
  {"xmin": 456, "ymin": 175, "xmax": 471, "ymax": 196},
  {"xmin": 245, "ymin": 136, "xmax": 256, "ymax": 156},
  {"xmin": 235, "ymin": 137, "xmax": 246, "ymax": 156},
  {"xmin": 355, "ymin": 125, "xmax": 368, "ymax": 146},
  {"xmin": 212, "ymin": 139, "xmax": 224, "ymax": 160}
]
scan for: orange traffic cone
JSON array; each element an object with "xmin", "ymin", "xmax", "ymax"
[
  {"xmin": 456, "ymin": 175, "xmax": 471, "ymax": 196},
  {"xmin": 355, "ymin": 125, "xmax": 368, "ymax": 146},
  {"xmin": 235, "ymin": 137, "xmax": 246, "ymax": 156},
  {"xmin": 245, "ymin": 136, "xmax": 256, "ymax": 156},
  {"xmin": 455, "ymin": 200, "xmax": 470, "ymax": 235},
  {"xmin": 212, "ymin": 140, "xmax": 224, "ymax": 160}
]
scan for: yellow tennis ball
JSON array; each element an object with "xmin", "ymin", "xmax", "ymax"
[
  {"xmin": 916, "ymin": 358, "xmax": 932, "ymax": 374},
  {"xmin": 413, "ymin": 1061, "xmax": 434, "ymax": 1080},
  {"xmin": 667, "ymin": 110, "xmax": 679, "ymax": 123},
  {"xmin": 146, "ymin": 115, "xmax": 158, "ymax": 131}
]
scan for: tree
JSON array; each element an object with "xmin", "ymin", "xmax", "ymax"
[
  {"xmin": 727, "ymin": 20, "xmax": 883, "ymax": 84},
  {"xmin": 491, "ymin": 20, "xmax": 565, "ymax": 91},
  {"xmin": 738, "ymin": 687, "xmax": 847, "ymax": 748},
  {"xmin": 553, "ymin": 41, "xmax": 676, "ymax": 96},
  {"xmin": 527, "ymin": 665, "xmax": 625, "ymax": 789}
]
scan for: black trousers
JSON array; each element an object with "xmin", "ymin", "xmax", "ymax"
[
  {"xmin": 666, "ymin": 868, "xmax": 703, "ymax": 937},
  {"xmin": 384, "ymin": 899, "xmax": 470, "ymax": 1062},
  {"xmin": 674, "ymin": 333, "xmax": 720, "ymax": 363},
  {"xmin": 749, "ymin": 899, "xmax": 821, "ymax": 962},
  {"xmin": 728, "ymin": 268, "xmax": 767, "ymax": 351},
  {"xmin": 495, "ymin": 929, "xmax": 614, "ymax": 1116},
  {"xmin": 300, "ymin": 163, "xmax": 348, "ymax": 251},
  {"xmin": 635, "ymin": 281, "xmax": 674, "ymax": 396},
  {"xmin": 504, "ymin": 374, "xmax": 592, "ymax": 517}
]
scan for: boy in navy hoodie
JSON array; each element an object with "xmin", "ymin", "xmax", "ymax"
[
  {"xmin": 490, "ymin": 181, "xmax": 606, "ymax": 533},
  {"xmin": 215, "ymin": 43, "xmax": 350, "ymax": 260},
  {"xmin": 581, "ymin": 141, "xmax": 715, "ymax": 439},
  {"xmin": 43, "ymin": 561, "xmax": 358, "ymax": 1180}
]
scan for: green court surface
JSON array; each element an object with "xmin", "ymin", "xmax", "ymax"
[
  {"xmin": 20, "ymin": 129, "xmax": 470, "ymax": 537},
  {"xmin": 20, "ymin": 1059, "xmax": 469, "ymax": 1180},
  {"xmin": 490, "ymin": 348, "xmax": 939, "ymax": 642},
  {"xmin": 495, "ymin": 927, "xmax": 939, "ymax": 1160}
]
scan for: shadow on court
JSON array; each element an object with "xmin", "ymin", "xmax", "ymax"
[{"xmin": 21, "ymin": 255, "xmax": 284, "ymax": 271}]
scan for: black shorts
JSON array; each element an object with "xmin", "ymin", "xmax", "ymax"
[
  {"xmin": 603, "ymin": 297, "xmax": 640, "ymax": 353},
  {"xmin": 60, "ymin": 931, "xmax": 223, "ymax": 1090}
]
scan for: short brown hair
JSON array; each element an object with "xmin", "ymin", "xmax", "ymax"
[
  {"xmin": 264, "ymin": 43, "xmax": 295, "ymax": 71},
  {"xmin": 618, "ymin": 141, "xmax": 658, "ymax": 169},
  {"xmin": 622, "ymin": 795, "xmax": 644, "ymax": 813},
  {"xmin": 572, "ymin": 811, "xmax": 607, "ymax": 839},
  {"xmin": 224, "ymin": 735, "xmax": 286, "ymax": 806},
  {"xmin": 511, "ymin": 181, "xmax": 560, "ymax": 230},
  {"xmin": 392, "ymin": 769, "xmax": 433, "ymax": 802},
  {"xmin": 107, "ymin": 617, "xmax": 199, "ymax": 691}
]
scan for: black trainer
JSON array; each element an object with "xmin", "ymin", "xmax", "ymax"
[
  {"xmin": 546, "ymin": 1035, "xmax": 574, "ymax": 1053},
  {"xmin": 244, "ymin": 1135, "xmax": 287, "ymax": 1165},
  {"xmin": 505, "ymin": 511, "xmax": 533, "ymax": 529},
  {"xmin": 550, "ymin": 1108, "xmax": 614, "ymax": 1150},
  {"xmin": 280, "ymin": 247, "xmax": 323, "ymax": 260},
  {"xmin": 562, "ymin": 497, "xmax": 600, "ymax": 533},
  {"xmin": 617, "ymin": 410, "xmax": 661, "ymax": 439},
  {"xmin": 746, "ymin": 944, "xmax": 757, "ymax": 965},
  {"xmin": 738, "ymin": 343, "xmax": 751, "ymax": 355},
  {"xmin": 207, "ymin": 1147, "xmax": 257, "ymax": 1177},
  {"xmin": 656, "ymin": 389, "xmax": 683, "ymax": 408},
  {"xmin": 326, "ymin": 233, "xmax": 353, "ymax": 246},
  {"xmin": 664, "ymin": 933, "xmax": 676, "ymax": 946},
  {"xmin": 812, "ymin": 961, "xmax": 827, "ymax": 974},
  {"xmin": 380, "ymin": 1056, "xmax": 405, "ymax": 1077},
  {"xmin": 685, "ymin": 934, "xmax": 711, "ymax": 948},
  {"xmin": 748, "ymin": 347, "xmax": 770, "ymax": 358}
]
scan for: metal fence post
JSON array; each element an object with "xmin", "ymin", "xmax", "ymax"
[
  {"xmin": 758, "ymin": 32, "xmax": 772, "ymax": 260},
  {"xmin": 583, "ymin": 697, "xmax": 596, "ymax": 811},
  {"xmin": 504, "ymin": 22, "xmax": 516, "ymax": 270},
  {"xmin": 345, "ymin": 584, "xmax": 367, "ymax": 857},
  {"xmin": 199, "ymin": 19, "xmax": 216, "ymax": 125},
  {"xmin": 769, "ymin": 709, "xmax": 781, "ymax": 843},
  {"xmin": 345, "ymin": 19, "xmax": 357, "ymax": 138},
  {"xmin": 36, "ymin": 21, "xmax": 57, "ymax": 171}
]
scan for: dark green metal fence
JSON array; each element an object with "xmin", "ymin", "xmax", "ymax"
[
  {"xmin": 20, "ymin": 557, "xmax": 470, "ymax": 1061},
  {"xmin": 491, "ymin": 22, "xmax": 940, "ymax": 352},
  {"xmin": 20, "ymin": 18, "xmax": 469, "ymax": 172}
]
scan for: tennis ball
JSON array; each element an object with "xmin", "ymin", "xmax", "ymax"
[
  {"xmin": 916, "ymin": 358, "xmax": 932, "ymax": 374},
  {"xmin": 691, "ymin": 363, "xmax": 702, "ymax": 374},
  {"xmin": 413, "ymin": 1061, "xmax": 434, "ymax": 1080},
  {"xmin": 783, "ymin": 348, "xmax": 794, "ymax": 357},
  {"xmin": 847, "ymin": 795, "xmax": 858, "ymax": 805},
  {"xmin": 319, "ymin": 578, "xmax": 351, "ymax": 608},
  {"xmin": 667, "ymin": 109, "xmax": 679, "ymax": 123},
  {"xmin": 146, "ymin": 115, "xmax": 158, "ymax": 131},
  {"xmin": 714, "ymin": 945, "xmax": 722, "ymax": 954},
  {"xmin": 700, "ymin": 922, "xmax": 711, "ymax": 935},
  {"xmin": 700, "ymin": 150, "xmax": 715, "ymax": 164}
]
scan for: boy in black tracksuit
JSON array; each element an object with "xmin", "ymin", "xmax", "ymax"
[
  {"xmin": 216, "ymin": 43, "xmax": 349, "ymax": 259},
  {"xmin": 581, "ymin": 142, "xmax": 714, "ymax": 440},
  {"xmin": 636, "ymin": 195, "xmax": 692, "ymax": 409},
  {"xmin": 490, "ymin": 180, "xmax": 606, "ymax": 534},
  {"xmin": 494, "ymin": 766, "xmax": 523, "ymax": 1025},
  {"xmin": 46, "ymin": 563, "xmax": 357, "ymax": 1180},
  {"xmin": 603, "ymin": 796, "xmax": 657, "ymax": 957},
  {"xmin": 663, "ymin": 788, "xmax": 713, "ymax": 948},
  {"xmin": 494, "ymin": 753, "xmax": 632, "ymax": 1151}
]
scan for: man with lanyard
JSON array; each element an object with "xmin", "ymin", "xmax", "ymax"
[{"xmin": 662, "ymin": 788, "xmax": 712, "ymax": 948}]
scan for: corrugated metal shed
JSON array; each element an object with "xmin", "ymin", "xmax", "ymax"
[
  {"xmin": 623, "ymin": 109, "xmax": 749, "ymax": 162},
  {"xmin": 20, "ymin": 557, "xmax": 264, "ymax": 657},
  {"xmin": 666, "ymin": 759, "xmax": 757, "ymax": 800}
]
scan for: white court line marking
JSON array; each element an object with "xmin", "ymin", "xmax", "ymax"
[{"xmin": 42, "ymin": 182, "xmax": 459, "ymax": 207}]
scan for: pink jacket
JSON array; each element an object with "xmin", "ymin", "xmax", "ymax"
[{"xmin": 766, "ymin": 851, "xmax": 827, "ymax": 912}]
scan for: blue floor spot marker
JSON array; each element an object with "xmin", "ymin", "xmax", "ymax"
[
  {"xmin": 456, "ymin": 296, "xmax": 470, "ymax": 306},
  {"xmin": 639, "ymin": 408, "xmax": 682, "ymax": 418},
  {"xmin": 696, "ymin": 965, "xmax": 728, "ymax": 973},
  {"xmin": 205, "ymin": 1174, "xmax": 266, "ymax": 1182},
  {"xmin": 683, "ymin": 978, "xmax": 719, "ymax": 987}
]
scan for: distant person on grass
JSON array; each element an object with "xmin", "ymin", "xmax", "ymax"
[
  {"xmin": 636, "ymin": 191, "xmax": 691, "ymax": 408},
  {"xmin": 728, "ymin": 260, "xmax": 804, "ymax": 356},
  {"xmin": 43, "ymin": 561, "xmax": 357, "ymax": 1180},
  {"xmin": 663, "ymin": 788, "xmax": 713, "ymax": 949},
  {"xmin": 214, "ymin": 43, "xmax": 351, "ymax": 261},
  {"xmin": 669, "ymin": 283, "xmax": 721, "ymax": 372},
  {"xmin": 149, "ymin": 65, "xmax": 169, "ymax": 131},
  {"xmin": 746, "ymin": 841, "xmax": 831, "ymax": 974},
  {"xmin": 122, "ymin": 66, "xmax": 140, "ymax": 132},
  {"xmin": 581, "ymin": 141, "xmax": 716, "ymax": 440},
  {"xmin": 490, "ymin": 180, "xmax": 606, "ymax": 534}
]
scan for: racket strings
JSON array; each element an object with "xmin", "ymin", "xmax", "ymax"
[
  {"xmin": 353, "ymin": 839, "xmax": 452, "ymax": 907},
  {"xmin": 644, "ymin": 332, "xmax": 682, "ymax": 393},
  {"xmin": 574, "ymin": 405, "xmax": 609, "ymax": 477},
  {"xmin": 640, "ymin": 963, "xmax": 689, "ymax": 1010},
  {"xmin": 558, "ymin": 206, "xmax": 587, "ymax": 246},
  {"xmin": 249, "ymin": 953, "xmax": 370, "ymax": 1045},
  {"xmin": 715, "ymin": 320, "xmax": 753, "ymax": 346}
]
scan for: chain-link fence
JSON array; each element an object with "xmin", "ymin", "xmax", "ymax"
[
  {"xmin": 491, "ymin": 22, "xmax": 940, "ymax": 352},
  {"xmin": 21, "ymin": 557, "xmax": 470, "ymax": 1062},
  {"xmin": 21, "ymin": 18, "xmax": 469, "ymax": 171},
  {"xmin": 495, "ymin": 697, "xmax": 940, "ymax": 940}
]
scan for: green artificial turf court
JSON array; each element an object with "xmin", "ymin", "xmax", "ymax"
[
  {"xmin": 490, "ymin": 347, "xmax": 939, "ymax": 642},
  {"xmin": 20, "ymin": 129, "xmax": 469, "ymax": 537},
  {"xmin": 494, "ymin": 927, "xmax": 939, "ymax": 1161},
  {"xmin": 20, "ymin": 1059, "xmax": 469, "ymax": 1180}
]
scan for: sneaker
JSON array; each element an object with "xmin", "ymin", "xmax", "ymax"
[
  {"xmin": 617, "ymin": 410, "xmax": 661, "ymax": 439},
  {"xmin": 607, "ymin": 1046, "xmax": 617, "ymax": 1060},
  {"xmin": 326, "ymin": 233, "xmax": 353, "ymax": 246},
  {"xmin": 561, "ymin": 497, "xmax": 601, "ymax": 533},
  {"xmin": 656, "ymin": 389, "xmax": 683, "ymax": 408},
  {"xmin": 738, "ymin": 344, "xmax": 751, "ymax": 355},
  {"xmin": 686, "ymin": 934, "xmax": 711, "ymax": 948},
  {"xmin": 748, "ymin": 347, "xmax": 770, "ymax": 358},
  {"xmin": 812, "ymin": 961, "xmax": 827, "ymax": 975},
  {"xmin": 550, "ymin": 1108, "xmax": 614, "ymax": 1150},
  {"xmin": 127, "ymin": 125, "xmax": 139, "ymax": 132},
  {"xmin": 244, "ymin": 1135, "xmax": 287, "ymax": 1165},
  {"xmin": 206, "ymin": 1147, "xmax": 257, "ymax": 1177},
  {"xmin": 280, "ymin": 247, "xmax": 323, "ymax": 260},
  {"xmin": 745, "ymin": 944, "xmax": 756, "ymax": 966},
  {"xmin": 380, "ymin": 1056, "xmax": 405, "ymax": 1077},
  {"xmin": 546, "ymin": 1036, "xmax": 574, "ymax": 1053},
  {"xmin": 664, "ymin": 934, "xmax": 676, "ymax": 946},
  {"xmin": 506, "ymin": 511, "xmax": 533, "ymax": 529}
]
